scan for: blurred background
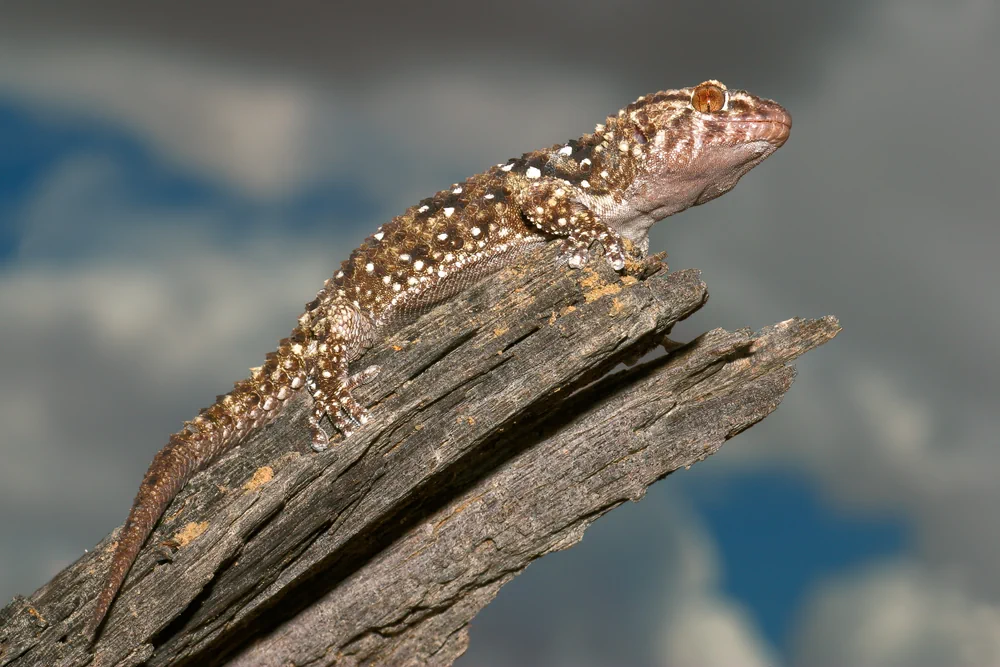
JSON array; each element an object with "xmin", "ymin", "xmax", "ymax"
[{"xmin": 1, "ymin": 1, "xmax": 997, "ymax": 665}]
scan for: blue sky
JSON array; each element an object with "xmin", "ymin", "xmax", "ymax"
[
  {"xmin": 684, "ymin": 469, "xmax": 909, "ymax": 653},
  {"xmin": 1, "ymin": 2, "xmax": 998, "ymax": 665}
]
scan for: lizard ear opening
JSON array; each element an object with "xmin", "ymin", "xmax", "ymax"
[{"xmin": 691, "ymin": 82, "xmax": 728, "ymax": 113}]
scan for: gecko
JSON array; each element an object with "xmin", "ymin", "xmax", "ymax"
[{"xmin": 86, "ymin": 80, "xmax": 790, "ymax": 638}]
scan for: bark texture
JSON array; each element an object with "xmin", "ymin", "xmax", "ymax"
[{"xmin": 0, "ymin": 245, "xmax": 839, "ymax": 666}]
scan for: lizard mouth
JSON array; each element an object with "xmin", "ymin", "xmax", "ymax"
[{"xmin": 733, "ymin": 106, "xmax": 793, "ymax": 147}]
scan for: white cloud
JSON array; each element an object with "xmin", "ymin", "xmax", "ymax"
[
  {"xmin": 0, "ymin": 39, "xmax": 339, "ymax": 198},
  {"xmin": 794, "ymin": 561, "xmax": 1000, "ymax": 667},
  {"xmin": 656, "ymin": 516, "xmax": 780, "ymax": 667}
]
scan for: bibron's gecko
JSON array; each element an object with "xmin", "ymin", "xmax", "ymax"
[{"xmin": 87, "ymin": 80, "xmax": 791, "ymax": 637}]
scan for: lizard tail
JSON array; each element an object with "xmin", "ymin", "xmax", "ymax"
[
  {"xmin": 86, "ymin": 336, "xmax": 306, "ymax": 639},
  {"xmin": 86, "ymin": 434, "xmax": 201, "ymax": 639}
]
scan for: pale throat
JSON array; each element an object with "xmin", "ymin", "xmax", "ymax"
[{"xmin": 589, "ymin": 175, "xmax": 704, "ymax": 253}]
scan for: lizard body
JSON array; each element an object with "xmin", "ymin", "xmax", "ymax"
[{"xmin": 87, "ymin": 80, "xmax": 790, "ymax": 637}]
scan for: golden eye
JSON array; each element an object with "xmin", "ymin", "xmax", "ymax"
[{"xmin": 691, "ymin": 82, "xmax": 727, "ymax": 113}]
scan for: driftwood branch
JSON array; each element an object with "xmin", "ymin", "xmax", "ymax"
[{"xmin": 0, "ymin": 244, "xmax": 839, "ymax": 666}]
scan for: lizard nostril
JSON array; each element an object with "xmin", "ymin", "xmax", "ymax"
[{"xmin": 633, "ymin": 127, "xmax": 647, "ymax": 145}]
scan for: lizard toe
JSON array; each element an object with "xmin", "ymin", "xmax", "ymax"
[
  {"xmin": 559, "ymin": 238, "xmax": 591, "ymax": 268},
  {"xmin": 346, "ymin": 365, "xmax": 380, "ymax": 391},
  {"xmin": 308, "ymin": 413, "xmax": 331, "ymax": 452}
]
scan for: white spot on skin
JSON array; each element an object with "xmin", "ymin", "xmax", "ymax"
[
  {"xmin": 452, "ymin": 186, "xmax": 463, "ymax": 194},
  {"xmin": 445, "ymin": 253, "xmax": 454, "ymax": 261},
  {"xmin": 558, "ymin": 218, "xmax": 566, "ymax": 226},
  {"xmin": 383, "ymin": 276, "xmax": 391, "ymax": 284},
  {"xmin": 336, "ymin": 271, "xmax": 345, "ymax": 278},
  {"xmin": 444, "ymin": 207, "xmax": 455, "ymax": 217},
  {"xmin": 365, "ymin": 262, "xmax": 374, "ymax": 273},
  {"xmin": 484, "ymin": 193, "xmax": 495, "ymax": 200},
  {"xmin": 600, "ymin": 170, "xmax": 609, "ymax": 179},
  {"xmin": 581, "ymin": 180, "xmax": 590, "ymax": 188},
  {"xmin": 438, "ymin": 270, "xmax": 447, "ymax": 278},
  {"xmin": 526, "ymin": 166, "xmax": 541, "ymax": 179},
  {"xmin": 438, "ymin": 232, "xmax": 448, "ymax": 241},
  {"xmin": 619, "ymin": 141, "xmax": 629, "ymax": 152},
  {"xmin": 399, "ymin": 254, "xmax": 411, "ymax": 262},
  {"xmin": 373, "ymin": 232, "xmax": 384, "ymax": 241},
  {"xmin": 471, "ymin": 227, "xmax": 481, "ymax": 237},
  {"xmin": 408, "ymin": 277, "xmax": 418, "ymax": 285},
  {"xmin": 393, "ymin": 283, "xmax": 401, "ymax": 292},
  {"xmin": 557, "ymin": 146, "xmax": 572, "ymax": 156},
  {"xmin": 414, "ymin": 260, "xmax": 424, "ymax": 271},
  {"xmin": 418, "ymin": 205, "xmax": 429, "ymax": 213},
  {"xmin": 501, "ymin": 163, "xmax": 514, "ymax": 172}
]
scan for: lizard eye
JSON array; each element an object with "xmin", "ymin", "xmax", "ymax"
[{"xmin": 691, "ymin": 82, "xmax": 728, "ymax": 113}]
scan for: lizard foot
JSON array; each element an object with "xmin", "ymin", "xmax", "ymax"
[
  {"xmin": 348, "ymin": 365, "xmax": 381, "ymax": 390},
  {"xmin": 594, "ymin": 234, "xmax": 627, "ymax": 271},
  {"xmin": 559, "ymin": 237, "xmax": 627, "ymax": 271},
  {"xmin": 307, "ymin": 365, "xmax": 379, "ymax": 451},
  {"xmin": 309, "ymin": 396, "xmax": 368, "ymax": 451},
  {"xmin": 559, "ymin": 238, "xmax": 592, "ymax": 268},
  {"xmin": 515, "ymin": 177, "xmax": 627, "ymax": 272}
]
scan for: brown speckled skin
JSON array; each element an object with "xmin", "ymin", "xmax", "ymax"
[{"xmin": 87, "ymin": 81, "xmax": 791, "ymax": 638}]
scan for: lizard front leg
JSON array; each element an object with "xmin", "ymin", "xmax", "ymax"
[{"xmin": 514, "ymin": 177, "xmax": 627, "ymax": 271}]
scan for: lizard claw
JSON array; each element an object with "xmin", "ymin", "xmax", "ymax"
[
  {"xmin": 335, "ymin": 390, "xmax": 369, "ymax": 429},
  {"xmin": 347, "ymin": 365, "xmax": 381, "ymax": 390},
  {"xmin": 309, "ymin": 417, "xmax": 332, "ymax": 452},
  {"xmin": 559, "ymin": 238, "xmax": 591, "ymax": 268},
  {"xmin": 559, "ymin": 238, "xmax": 626, "ymax": 272},
  {"xmin": 605, "ymin": 242, "xmax": 627, "ymax": 271},
  {"xmin": 308, "ymin": 385, "xmax": 370, "ymax": 450}
]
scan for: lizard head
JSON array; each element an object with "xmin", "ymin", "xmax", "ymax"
[{"xmin": 592, "ymin": 81, "xmax": 791, "ymax": 248}]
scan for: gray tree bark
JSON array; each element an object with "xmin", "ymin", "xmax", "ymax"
[{"xmin": 0, "ymin": 245, "xmax": 839, "ymax": 666}]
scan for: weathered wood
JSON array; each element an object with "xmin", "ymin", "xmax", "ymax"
[{"xmin": 0, "ymin": 244, "xmax": 839, "ymax": 667}]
